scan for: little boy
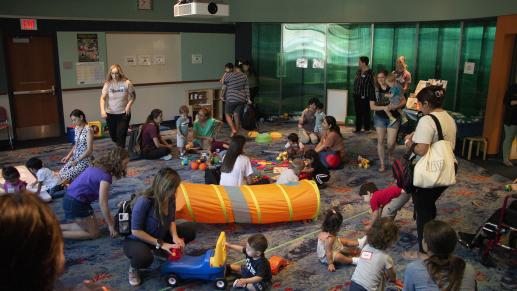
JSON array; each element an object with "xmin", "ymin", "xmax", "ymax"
[
  {"xmin": 285, "ymin": 133, "xmax": 304, "ymax": 158},
  {"xmin": 26, "ymin": 157, "xmax": 65, "ymax": 198},
  {"xmin": 226, "ymin": 234, "xmax": 272, "ymax": 291},
  {"xmin": 276, "ymin": 158, "xmax": 304, "ymax": 185},
  {"xmin": 314, "ymin": 101, "xmax": 325, "ymax": 136},
  {"xmin": 1, "ymin": 166, "xmax": 27, "ymax": 194},
  {"xmin": 176, "ymin": 105, "xmax": 190, "ymax": 156},
  {"xmin": 359, "ymin": 182, "xmax": 410, "ymax": 222},
  {"xmin": 385, "ymin": 74, "xmax": 409, "ymax": 126}
]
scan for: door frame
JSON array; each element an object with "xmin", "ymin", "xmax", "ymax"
[{"xmin": 3, "ymin": 31, "xmax": 65, "ymax": 142}]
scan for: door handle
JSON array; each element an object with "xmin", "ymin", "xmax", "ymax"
[{"xmin": 13, "ymin": 88, "xmax": 55, "ymax": 95}]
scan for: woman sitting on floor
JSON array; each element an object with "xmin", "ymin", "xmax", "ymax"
[
  {"xmin": 191, "ymin": 108, "xmax": 223, "ymax": 151},
  {"xmin": 61, "ymin": 148, "xmax": 129, "ymax": 240},
  {"xmin": 141, "ymin": 109, "xmax": 173, "ymax": 160},
  {"xmin": 0, "ymin": 190, "xmax": 65, "ymax": 291},
  {"xmin": 123, "ymin": 168, "xmax": 196, "ymax": 286},
  {"xmin": 298, "ymin": 98, "xmax": 320, "ymax": 144},
  {"xmin": 59, "ymin": 109, "xmax": 94, "ymax": 183},
  {"xmin": 220, "ymin": 135, "xmax": 254, "ymax": 187},
  {"xmin": 403, "ymin": 220, "xmax": 477, "ymax": 291},
  {"xmin": 315, "ymin": 116, "xmax": 346, "ymax": 169}
]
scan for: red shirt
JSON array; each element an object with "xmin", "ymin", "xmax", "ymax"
[{"xmin": 370, "ymin": 186, "xmax": 402, "ymax": 212}]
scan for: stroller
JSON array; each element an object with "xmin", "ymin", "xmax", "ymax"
[{"xmin": 458, "ymin": 193, "xmax": 517, "ymax": 266}]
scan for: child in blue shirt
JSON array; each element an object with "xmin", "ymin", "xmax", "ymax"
[
  {"xmin": 176, "ymin": 105, "xmax": 190, "ymax": 156},
  {"xmin": 314, "ymin": 101, "xmax": 326, "ymax": 136},
  {"xmin": 385, "ymin": 74, "xmax": 409, "ymax": 126}
]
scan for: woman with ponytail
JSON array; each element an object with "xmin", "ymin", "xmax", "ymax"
[
  {"xmin": 403, "ymin": 220, "xmax": 477, "ymax": 291},
  {"xmin": 140, "ymin": 109, "xmax": 173, "ymax": 160},
  {"xmin": 315, "ymin": 116, "xmax": 346, "ymax": 168}
]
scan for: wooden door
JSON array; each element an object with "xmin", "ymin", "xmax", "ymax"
[{"xmin": 6, "ymin": 36, "xmax": 61, "ymax": 140}]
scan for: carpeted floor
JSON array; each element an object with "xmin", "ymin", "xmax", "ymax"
[{"xmin": 1, "ymin": 123, "xmax": 515, "ymax": 290}]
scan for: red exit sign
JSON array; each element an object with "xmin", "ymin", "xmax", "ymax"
[{"xmin": 20, "ymin": 19, "xmax": 38, "ymax": 31}]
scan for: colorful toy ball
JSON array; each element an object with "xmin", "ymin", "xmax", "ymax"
[
  {"xmin": 326, "ymin": 154, "xmax": 341, "ymax": 169},
  {"xmin": 191, "ymin": 161, "xmax": 199, "ymax": 170},
  {"xmin": 199, "ymin": 163, "xmax": 207, "ymax": 171}
]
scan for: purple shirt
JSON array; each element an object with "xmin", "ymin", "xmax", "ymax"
[
  {"xmin": 141, "ymin": 122, "xmax": 159, "ymax": 153},
  {"xmin": 3, "ymin": 180, "xmax": 27, "ymax": 193},
  {"xmin": 129, "ymin": 196, "xmax": 175, "ymax": 241},
  {"xmin": 67, "ymin": 167, "xmax": 112, "ymax": 204}
]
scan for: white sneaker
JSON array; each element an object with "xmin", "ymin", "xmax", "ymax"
[
  {"xmin": 38, "ymin": 191, "xmax": 52, "ymax": 203},
  {"xmin": 128, "ymin": 267, "xmax": 141, "ymax": 286},
  {"xmin": 160, "ymin": 154, "xmax": 173, "ymax": 161}
]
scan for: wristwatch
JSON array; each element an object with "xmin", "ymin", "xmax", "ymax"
[{"xmin": 155, "ymin": 239, "xmax": 163, "ymax": 250}]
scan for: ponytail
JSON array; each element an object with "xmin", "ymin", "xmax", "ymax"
[
  {"xmin": 146, "ymin": 109, "xmax": 163, "ymax": 124},
  {"xmin": 425, "ymin": 255, "xmax": 466, "ymax": 291}
]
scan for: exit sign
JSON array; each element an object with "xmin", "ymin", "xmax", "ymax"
[{"xmin": 20, "ymin": 19, "xmax": 38, "ymax": 31}]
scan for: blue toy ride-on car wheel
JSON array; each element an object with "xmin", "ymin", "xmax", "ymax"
[
  {"xmin": 214, "ymin": 278, "xmax": 227, "ymax": 290},
  {"xmin": 166, "ymin": 274, "xmax": 179, "ymax": 287}
]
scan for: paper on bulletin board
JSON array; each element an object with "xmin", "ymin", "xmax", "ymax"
[
  {"xmin": 296, "ymin": 58, "xmax": 308, "ymax": 68},
  {"xmin": 464, "ymin": 62, "xmax": 475, "ymax": 75},
  {"xmin": 192, "ymin": 54, "xmax": 203, "ymax": 64},
  {"xmin": 154, "ymin": 55, "xmax": 166, "ymax": 65},
  {"xmin": 138, "ymin": 55, "xmax": 152, "ymax": 66},
  {"xmin": 312, "ymin": 59, "xmax": 324, "ymax": 69},
  {"xmin": 76, "ymin": 62, "xmax": 105, "ymax": 85},
  {"xmin": 124, "ymin": 56, "xmax": 137, "ymax": 66}
]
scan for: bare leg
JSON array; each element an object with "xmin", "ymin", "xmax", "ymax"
[
  {"xmin": 386, "ymin": 127, "xmax": 398, "ymax": 164},
  {"xmin": 61, "ymin": 215, "xmax": 100, "ymax": 240},
  {"xmin": 376, "ymin": 127, "xmax": 387, "ymax": 171},
  {"xmin": 339, "ymin": 237, "xmax": 359, "ymax": 247},
  {"xmin": 225, "ymin": 113, "xmax": 237, "ymax": 136},
  {"xmin": 233, "ymin": 112, "xmax": 241, "ymax": 135},
  {"xmin": 229, "ymin": 264, "xmax": 242, "ymax": 275},
  {"xmin": 333, "ymin": 252, "xmax": 355, "ymax": 265}
]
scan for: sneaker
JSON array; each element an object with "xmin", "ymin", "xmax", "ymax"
[
  {"xmin": 128, "ymin": 267, "xmax": 141, "ymax": 286},
  {"xmin": 458, "ymin": 232, "xmax": 477, "ymax": 248},
  {"xmin": 160, "ymin": 154, "xmax": 173, "ymax": 161},
  {"xmin": 503, "ymin": 160, "xmax": 514, "ymax": 167}
]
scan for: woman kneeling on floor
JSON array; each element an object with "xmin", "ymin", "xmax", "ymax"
[
  {"xmin": 123, "ymin": 167, "xmax": 196, "ymax": 286},
  {"xmin": 61, "ymin": 148, "xmax": 129, "ymax": 240},
  {"xmin": 141, "ymin": 109, "xmax": 173, "ymax": 160},
  {"xmin": 315, "ymin": 116, "xmax": 346, "ymax": 169}
]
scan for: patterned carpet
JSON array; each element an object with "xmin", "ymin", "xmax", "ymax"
[{"xmin": 1, "ymin": 123, "xmax": 515, "ymax": 291}]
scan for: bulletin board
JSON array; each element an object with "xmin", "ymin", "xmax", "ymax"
[{"xmin": 106, "ymin": 33, "xmax": 181, "ymax": 84}]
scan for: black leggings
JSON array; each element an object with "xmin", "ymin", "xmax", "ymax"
[
  {"xmin": 412, "ymin": 186, "xmax": 447, "ymax": 252},
  {"xmin": 142, "ymin": 147, "xmax": 170, "ymax": 160},
  {"xmin": 123, "ymin": 223, "xmax": 196, "ymax": 269},
  {"xmin": 106, "ymin": 113, "xmax": 131, "ymax": 148},
  {"xmin": 354, "ymin": 97, "xmax": 371, "ymax": 131},
  {"xmin": 314, "ymin": 173, "xmax": 330, "ymax": 187}
]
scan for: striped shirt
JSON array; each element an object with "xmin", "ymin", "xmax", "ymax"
[
  {"xmin": 353, "ymin": 69, "xmax": 375, "ymax": 101},
  {"xmin": 223, "ymin": 72, "xmax": 250, "ymax": 103}
]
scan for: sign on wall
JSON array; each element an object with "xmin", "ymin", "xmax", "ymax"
[{"xmin": 77, "ymin": 34, "xmax": 99, "ymax": 62}]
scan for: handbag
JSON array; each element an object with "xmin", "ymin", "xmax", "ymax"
[
  {"xmin": 392, "ymin": 144, "xmax": 416, "ymax": 193},
  {"xmin": 413, "ymin": 114, "xmax": 456, "ymax": 188}
]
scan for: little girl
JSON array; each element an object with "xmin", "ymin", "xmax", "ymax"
[
  {"xmin": 302, "ymin": 149, "xmax": 330, "ymax": 188},
  {"xmin": 350, "ymin": 217, "xmax": 399, "ymax": 291},
  {"xmin": 317, "ymin": 208, "xmax": 365, "ymax": 272},
  {"xmin": 1, "ymin": 166, "xmax": 27, "ymax": 194}
]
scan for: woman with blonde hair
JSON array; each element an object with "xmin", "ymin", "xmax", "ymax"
[
  {"xmin": 393, "ymin": 56, "xmax": 412, "ymax": 94},
  {"xmin": 0, "ymin": 191, "xmax": 65, "ymax": 291},
  {"xmin": 61, "ymin": 147, "xmax": 130, "ymax": 240},
  {"xmin": 100, "ymin": 64, "xmax": 136, "ymax": 148},
  {"xmin": 123, "ymin": 167, "xmax": 196, "ymax": 286}
]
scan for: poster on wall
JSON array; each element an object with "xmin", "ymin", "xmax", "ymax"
[
  {"xmin": 312, "ymin": 59, "xmax": 324, "ymax": 69},
  {"xmin": 76, "ymin": 62, "xmax": 105, "ymax": 85},
  {"xmin": 77, "ymin": 34, "xmax": 99, "ymax": 62},
  {"xmin": 296, "ymin": 58, "xmax": 308, "ymax": 68},
  {"xmin": 138, "ymin": 55, "xmax": 152, "ymax": 66},
  {"xmin": 153, "ymin": 55, "xmax": 166, "ymax": 65},
  {"xmin": 463, "ymin": 62, "xmax": 475, "ymax": 75},
  {"xmin": 124, "ymin": 56, "xmax": 137, "ymax": 66}
]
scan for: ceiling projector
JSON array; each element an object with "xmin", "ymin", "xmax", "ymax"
[{"xmin": 174, "ymin": 0, "xmax": 230, "ymax": 18}]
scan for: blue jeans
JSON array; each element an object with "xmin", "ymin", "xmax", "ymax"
[{"xmin": 63, "ymin": 194, "xmax": 94, "ymax": 220}]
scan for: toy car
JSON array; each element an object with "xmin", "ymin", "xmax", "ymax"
[{"xmin": 161, "ymin": 232, "xmax": 227, "ymax": 289}]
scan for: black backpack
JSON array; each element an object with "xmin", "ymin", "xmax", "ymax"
[
  {"xmin": 127, "ymin": 125, "xmax": 143, "ymax": 160},
  {"xmin": 241, "ymin": 105, "xmax": 258, "ymax": 131}
]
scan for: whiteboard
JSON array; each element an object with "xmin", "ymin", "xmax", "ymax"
[
  {"xmin": 327, "ymin": 89, "xmax": 348, "ymax": 124},
  {"xmin": 106, "ymin": 33, "xmax": 181, "ymax": 84}
]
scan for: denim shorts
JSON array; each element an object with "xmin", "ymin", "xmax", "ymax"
[
  {"xmin": 373, "ymin": 114, "xmax": 400, "ymax": 129},
  {"xmin": 63, "ymin": 194, "xmax": 94, "ymax": 220}
]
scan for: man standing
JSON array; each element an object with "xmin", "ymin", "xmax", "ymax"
[{"xmin": 353, "ymin": 56, "xmax": 375, "ymax": 133}]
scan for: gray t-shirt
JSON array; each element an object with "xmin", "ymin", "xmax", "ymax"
[
  {"xmin": 351, "ymin": 244, "xmax": 394, "ymax": 290},
  {"xmin": 403, "ymin": 260, "xmax": 476, "ymax": 291},
  {"xmin": 102, "ymin": 80, "xmax": 135, "ymax": 114}
]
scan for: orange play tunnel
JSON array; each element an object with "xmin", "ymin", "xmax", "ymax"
[{"xmin": 175, "ymin": 180, "xmax": 321, "ymax": 224}]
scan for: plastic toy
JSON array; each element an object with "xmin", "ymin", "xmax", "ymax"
[
  {"xmin": 325, "ymin": 154, "xmax": 341, "ymax": 169},
  {"xmin": 269, "ymin": 256, "xmax": 288, "ymax": 275},
  {"xmin": 180, "ymin": 156, "xmax": 189, "ymax": 167},
  {"xmin": 357, "ymin": 155, "xmax": 370, "ymax": 169},
  {"xmin": 504, "ymin": 184, "xmax": 516, "ymax": 192},
  {"xmin": 255, "ymin": 133, "xmax": 272, "ymax": 144},
  {"xmin": 168, "ymin": 247, "xmax": 182, "ymax": 261},
  {"xmin": 191, "ymin": 161, "xmax": 199, "ymax": 170},
  {"xmin": 270, "ymin": 132, "xmax": 282, "ymax": 139},
  {"xmin": 276, "ymin": 151, "xmax": 288, "ymax": 161},
  {"xmin": 199, "ymin": 163, "xmax": 207, "ymax": 171},
  {"xmin": 175, "ymin": 180, "xmax": 320, "ymax": 224},
  {"xmin": 161, "ymin": 232, "xmax": 227, "ymax": 289},
  {"xmin": 248, "ymin": 131, "xmax": 259, "ymax": 138},
  {"xmin": 88, "ymin": 121, "xmax": 103, "ymax": 138}
]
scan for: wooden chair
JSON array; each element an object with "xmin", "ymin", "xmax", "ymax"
[
  {"xmin": 0, "ymin": 106, "xmax": 13, "ymax": 149},
  {"xmin": 462, "ymin": 136, "xmax": 488, "ymax": 161}
]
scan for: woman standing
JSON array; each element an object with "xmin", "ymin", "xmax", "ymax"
[
  {"xmin": 220, "ymin": 135, "xmax": 254, "ymax": 187},
  {"xmin": 242, "ymin": 61, "xmax": 258, "ymax": 104},
  {"xmin": 298, "ymin": 98, "xmax": 320, "ymax": 144},
  {"xmin": 502, "ymin": 82, "xmax": 517, "ymax": 167},
  {"xmin": 100, "ymin": 64, "xmax": 136, "ymax": 148},
  {"xmin": 405, "ymin": 86, "xmax": 457, "ymax": 254},
  {"xmin": 221, "ymin": 64, "xmax": 251, "ymax": 136},
  {"xmin": 123, "ymin": 168, "xmax": 196, "ymax": 286},
  {"xmin": 393, "ymin": 56, "xmax": 412, "ymax": 95},
  {"xmin": 61, "ymin": 148, "xmax": 129, "ymax": 240},
  {"xmin": 141, "ymin": 109, "xmax": 173, "ymax": 160},
  {"xmin": 59, "ymin": 109, "xmax": 94, "ymax": 183},
  {"xmin": 315, "ymin": 116, "xmax": 346, "ymax": 168},
  {"xmin": 370, "ymin": 70, "xmax": 400, "ymax": 172}
]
